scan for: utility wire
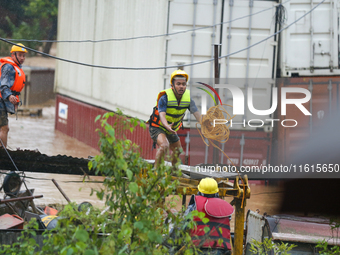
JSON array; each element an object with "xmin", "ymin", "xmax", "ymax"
[
  {"xmin": 0, "ymin": 0, "xmax": 325, "ymax": 70},
  {"xmin": 7, "ymin": 2, "xmax": 288, "ymax": 44}
]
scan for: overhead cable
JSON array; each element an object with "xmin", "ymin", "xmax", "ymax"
[
  {"xmin": 0, "ymin": 0, "xmax": 325, "ymax": 70},
  {"xmin": 7, "ymin": 2, "xmax": 288, "ymax": 43}
]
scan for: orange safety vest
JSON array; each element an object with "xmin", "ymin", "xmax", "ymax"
[
  {"xmin": 0, "ymin": 57, "xmax": 26, "ymax": 101},
  {"xmin": 190, "ymin": 196, "xmax": 234, "ymax": 250}
]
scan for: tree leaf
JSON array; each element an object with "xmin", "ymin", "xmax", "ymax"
[
  {"xmin": 66, "ymin": 248, "xmax": 74, "ymax": 255},
  {"xmin": 134, "ymin": 221, "xmax": 143, "ymax": 230},
  {"xmin": 75, "ymin": 229, "xmax": 89, "ymax": 242},
  {"xmin": 204, "ymin": 226, "xmax": 210, "ymax": 233},
  {"xmin": 84, "ymin": 249, "xmax": 96, "ymax": 255},
  {"xmin": 202, "ymin": 217, "xmax": 209, "ymax": 224},
  {"xmin": 95, "ymin": 115, "xmax": 101, "ymax": 122},
  {"xmin": 108, "ymin": 128, "xmax": 115, "ymax": 138},
  {"xmin": 129, "ymin": 182, "xmax": 138, "ymax": 193},
  {"xmin": 126, "ymin": 169, "xmax": 133, "ymax": 181},
  {"xmin": 147, "ymin": 231, "xmax": 162, "ymax": 243},
  {"xmin": 116, "ymin": 159, "xmax": 128, "ymax": 170},
  {"xmin": 140, "ymin": 121, "xmax": 146, "ymax": 129},
  {"xmin": 138, "ymin": 233, "xmax": 148, "ymax": 241}
]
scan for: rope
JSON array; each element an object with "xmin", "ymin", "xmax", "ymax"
[
  {"xmin": 7, "ymin": 2, "xmax": 287, "ymax": 44},
  {"xmin": 197, "ymin": 104, "xmax": 246, "ymax": 208},
  {"xmin": 199, "ymin": 105, "xmax": 233, "ymax": 144}
]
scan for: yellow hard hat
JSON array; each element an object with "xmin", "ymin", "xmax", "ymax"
[
  {"xmin": 170, "ymin": 70, "xmax": 189, "ymax": 85},
  {"xmin": 198, "ymin": 178, "xmax": 219, "ymax": 194},
  {"xmin": 10, "ymin": 43, "xmax": 27, "ymax": 53}
]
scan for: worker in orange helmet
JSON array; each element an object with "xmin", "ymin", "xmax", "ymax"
[
  {"xmin": 0, "ymin": 43, "xmax": 27, "ymax": 148},
  {"xmin": 148, "ymin": 69, "xmax": 201, "ymax": 168},
  {"xmin": 185, "ymin": 178, "xmax": 234, "ymax": 254}
]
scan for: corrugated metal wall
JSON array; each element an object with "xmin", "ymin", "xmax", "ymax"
[
  {"xmin": 165, "ymin": 0, "xmax": 223, "ymax": 81},
  {"xmin": 56, "ymin": 94, "xmax": 156, "ymax": 159},
  {"xmin": 220, "ymin": 0, "xmax": 277, "ymax": 79},
  {"xmin": 165, "ymin": 0, "xmax": 276, "ymax": 80},
  {"xmin": 274, "ymin": 76, "xmax": 340, "ymax": 164},
  {"xmin": 56, "ymin": 0, "xmax": 168, "ymax": 121},
  {"xmin": 178, "ymin": 129, "xmax": 272, "ymax": 167},
  {"xmin": 281, "ymin": 0, "xmax": 340, "ymax": 76}
]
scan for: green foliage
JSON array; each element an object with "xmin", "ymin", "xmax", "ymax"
[
  {"xmin": 316, "ymin": 240, "xmax": 340, "ymax": 255},
  {"xmin": 315, "ymin": 218, "xmax": 340, "ymax": 255},
  {"xmin": 6, "ymin": 17, "xmax": 42, "ymax": 56},
  {"xmin": 90, "ymin": 111, "xmax": 198, "ymax": 254},
  {"xmin": 0, "ymin": 111, "xmax": 202, "ymax": 254},
  {"xmin": 25, "ymin": 0, "xmax": 58, "ymax": 20},
  {"xmin": 0, "ymin": 0, "xmax": 58, "ymax": 55},
  {"xmin": 0, "ymin": 219, "xmax": 40, "ymax": 255},
  {"xmin": 250, "ymin": 238, "xmax": 297, "ymax": 255}
]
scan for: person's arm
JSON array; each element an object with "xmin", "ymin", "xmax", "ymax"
[
  {"xmin": 193, "ymin": 111, "xmax": 201, "ymax": 124},
  {"xmin": 189, "ymin": 98, "xmax": 201, "ymax": 123},
  {"xmin": 158, "ymin": 95, "xmax": 176, "ymax": 134},
  {"xmin": 159, "ymin": 112, "xmax": 176, "ymax": 134},
  {"xmin": 0, "ymin": 64, "xmax": 18, "ymax": 105}
]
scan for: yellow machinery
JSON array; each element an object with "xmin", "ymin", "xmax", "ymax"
[{"xmin": 173, "ymin": 174, "xmax": 251, "ymax": 255}]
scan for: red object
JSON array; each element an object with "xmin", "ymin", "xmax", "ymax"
[
  {"xmin": 0, "ymin": 214, "xmax": 24, "ymax": 229},
  {"xmin": 55, "ymin": 94, "xmax": 156, "ymax": 160},
  {"xmin": 205, "ymin": 198, "xmax": 234, "ymax": 217},
  {"xmin": 0, "ymin": 57, "xmax": 26, "ymax": 101},
  {"xmin": 191, "ymin": 196, "xmax": 232, "ymax": 250},
  {"xmin": 274, "ymin": 76, "xmax": 340, "ymax": 165},
  {"xmin": 177, "ymin": 128, "xmax": 272, "ymax": 167},
  {"xmin": 44, "ymin": 206, "xmax": 58, "ymax": 216}
]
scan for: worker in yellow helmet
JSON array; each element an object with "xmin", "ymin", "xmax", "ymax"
[
  {"xmin": 148, "ymin": 69, "xmax": 201, "ymax": 168},
  {"xmin": 185, "ymin": 178, "xmax": 234, "ymax": 254},
  {"xmin": 0, "ymin": 43, "xmax": 27, "ymax": 147}
]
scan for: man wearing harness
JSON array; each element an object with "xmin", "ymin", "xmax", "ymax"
[
  {"xmin": 185, "ymin": 178, "xmax": 234, "ymax": 255},
  {"xmin": 0, "ymin": 43, "xmax": 27, "ymax": 148},
  {"xmin": 148, "ymin": 70, "xmax": 201, "ymax": 168}
]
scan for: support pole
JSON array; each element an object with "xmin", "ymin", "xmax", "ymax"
[
  {"xmin": 234, "ymin": 197, "xmax": 246, "ymax": 255},
  {"xmin": 52, "ymin": 179, "xmax": 71, "ymax": 203},
  {"xmin": 213, "ymin": 44, "xmax": 220, "ymax": 165},
  {"xmin": 0, "ymin": 195, "xmax": 43, "ymax": 204}
]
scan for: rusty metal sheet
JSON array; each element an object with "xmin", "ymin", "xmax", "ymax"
[
  {"xmin": 177, "ymin": 129, "xmax": 272, "ymax": 168},
  {"xmin": 275, "ymin": 77, "xmax": 340, "ymax": 165},
  {"xmin": 55, "ymin": 95, "xmax": 156, "ymax": 160},
  {"xmin": 0, "ymin": 214, "xmax": 24, "ymax": 230},
  {"xmin": 272, "ymin": 233, "xmax": 340, "ymax": 246},
  {"xmin": 267, "ymin": 215, "xmax": 339, "ymax": 246}
]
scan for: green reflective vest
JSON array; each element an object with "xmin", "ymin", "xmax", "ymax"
[{"xmin": 150, "ymin": 88, "xmax": 190, "ymax": 133}]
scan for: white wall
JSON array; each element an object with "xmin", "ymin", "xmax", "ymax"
[
  {"xmin": 55, "ymin": 0, "xmax": 168, "ymax": 120},
  {"xmin": 55, "ymin": 0, "xmax": 277, "ymax": 123},
  {"xmin": 281, "ymin": 0, "xmax": 340, "ymax": 76}
]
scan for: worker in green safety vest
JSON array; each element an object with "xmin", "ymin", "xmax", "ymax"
[{"xmin": 148, "ymin": 69, "xmax": 201, "ymax": 168}]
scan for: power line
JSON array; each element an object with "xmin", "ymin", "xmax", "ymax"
[
  {"xmin": 7, "ymin": 2, "xmax": 287, "ymax": 44},
  {"xmin": 0, "ymin": 0, "xmax": 325, "ymax": 70},
  {"xmin": 0, "ymin": 37, "xmax": 213, "ymax": 70}
]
